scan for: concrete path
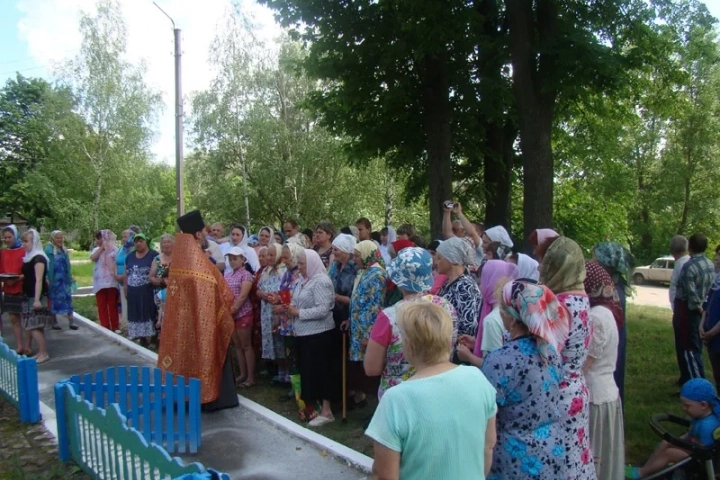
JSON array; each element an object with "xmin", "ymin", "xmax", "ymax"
[{"xmin": 0, "ymin": 320, "xmax": 370, "ymax": 480}]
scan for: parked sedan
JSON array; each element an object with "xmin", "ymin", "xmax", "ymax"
[{"xmin": 633, "ymin": 256, "xmax": 675, "ymax": 285}]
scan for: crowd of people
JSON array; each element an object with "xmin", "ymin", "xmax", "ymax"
[{"xmin": 2, "ymin": 200, "xmax": 720, "ymax": 479}]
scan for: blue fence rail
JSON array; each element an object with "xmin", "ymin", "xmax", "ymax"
[
  {"xmin": 56, "ymin": 366, "xmax": 201, "ymax": 454},
  {"xmin": 0, "ymin": 338, "xmax": 40, "ymax": 423},
  {"xmin": 55, "ymin": 382, "xmax": 223, "ymax": 480}
]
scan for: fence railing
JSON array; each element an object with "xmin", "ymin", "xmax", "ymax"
[
  {"xmin": 0, "ymin": 338, "xmax": 40, "ymax": 423},
  {"xmin": 57, "ymin": 366, "xmax": 201, "ymax": 454},
  {"xmin": 55, "ymin": 381, "xmax": 220, "ymax": 480}
]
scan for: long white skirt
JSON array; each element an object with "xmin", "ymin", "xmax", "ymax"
[{"xmin": 590, "ymin": 397, "xmax": 625, "ymax": 480}]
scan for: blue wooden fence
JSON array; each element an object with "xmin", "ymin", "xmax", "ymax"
[
  {"xmin": 0, "ymin": 338, "xmax": 40, "ymax": 423},
  {"xmin": 55, "ymin": 381, "xmax": 223, "ymax": 480},
  {"xmin": 57, "ymin": 366, "xmax": 201, "ymax": 454}
]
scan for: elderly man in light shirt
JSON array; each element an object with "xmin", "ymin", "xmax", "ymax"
[{"xmin": 669, "ymin": 235, "xmax": 690, "ymax": 309}]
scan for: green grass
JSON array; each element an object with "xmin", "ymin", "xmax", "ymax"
[
  {"xmin": 72, "ymin": 295, "xmax": 98, "ymax": 321},
  {"xmin": 67, "ymin": 250, "xmax": 90, "ymax": 263},
  {"xmin": 70, "ymin": 262, "xmax": 93, "ymax": 288}
]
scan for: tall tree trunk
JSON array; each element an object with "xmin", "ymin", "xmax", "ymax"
[
  {"xmin": 423, "ymin": 53, "xmax": 453, "ymax": 240},
  {"xmin": 506, "ymin": 0, "xmax": 558, "ymax": 250},
  {"xmin": 483, "ymin": 122, "xmax": 516, "ymax": 228}
]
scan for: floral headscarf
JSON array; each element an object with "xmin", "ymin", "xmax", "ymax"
[
  {"xmin": 123, "ymin": 229, "xmax": 136, "ymax": 254},
  {"xmin": 100, "ymin": 229, "xmax": 118, "ymax": 271},
  {"xmin": 284, "ymin": 242, "xmax": 305, "ymax": 269},
  {"xmin": 593, "ymin": 241, "xmax": 636, "ymax": 296},
  {"xmin": 387, "ymin": 247, "xmax": 433, "ymax": 294},
  {"xmin": 502, "ymin": 280, "xmax": 571, "ymax": 362},
  {"xmin": 3, "ymin": 224, "xmax": 22, "ymax": 249},
  {"xmin": 355, "ymin": 240, "xmax": 385, "ymax": 269},
  {"xmin": 584, "ymin": 261, "xmax": 624, "ymax": 328},
  {"xmin": 539, "ymin": 236, "xmax": 586, "ymax": 294}
]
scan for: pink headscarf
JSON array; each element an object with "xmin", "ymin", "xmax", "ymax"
[
  {"xmin": 473, "ymin": 260, "xmax": 520, "ymax": 356},
  {"xmin": 302, "ymin": 249, "xmax": 327, "ymax": 283},
  {"xmin": 531, "ymin": 228, "xmax": 559, "ymax": 246}
]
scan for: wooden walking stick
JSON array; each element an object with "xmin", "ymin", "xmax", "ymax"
[{"xmin": 342, "ymin": 331, "xmax": 347, "ymax": 422}]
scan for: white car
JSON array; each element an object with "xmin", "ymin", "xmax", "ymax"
[{"xmin": 633, "ymin": 256, "xmax": 675, "ymax": 285}]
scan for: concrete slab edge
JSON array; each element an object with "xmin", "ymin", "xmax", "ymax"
[
  {"xmin": 71, "ymin": 313, "xmax": 373, "ymax": 474},
  {"xmin": 39, "ymin": 399, "xmax": 58, "ymax": 442}
]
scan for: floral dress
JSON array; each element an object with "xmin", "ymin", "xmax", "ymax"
[
  {"xmin": 258, "ymin": 265, "xmax": 286, "ymax": 359},
  {"xmin": 373, "ymin": 295, "xmax": 458, "ymax": 398},
  {"xmin": 482, "ymin": 336, "xmax": 568, "ymax": 480},
  {"xmin": 557, "ymin": 293, "xmax": 595, "ymax": 479},
  {"xmin": 438, "ymin": 273, "xmax": 482, "ymax": 336},
  {"xmin": 153, "ymin": 256, "xmax": 169, "ymax": 327},
  {"xmin": 278, "ymin": 267, "xmax": 302, "ymax": 337},
  {"xmin": 45, "ymin": 246, "xmax": 74, "ymax": 315},
  {"xmin": 349, "ymin": 264, "xmax": 386, "ymax": 361}
]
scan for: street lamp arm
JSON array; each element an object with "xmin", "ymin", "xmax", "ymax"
[{"xmin": 153, "ymin": 2, "xmax": 175, "ymax": 29}]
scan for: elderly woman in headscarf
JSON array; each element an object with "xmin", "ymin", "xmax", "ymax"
[
  {"xmin": 256, "ymin": 226, "xmax": 276, "ymax": 252},
  {"xmin": 592, "ymin": 241, "xmax": 635, "ymax": 403},
  {"xmin": 481, "ymin": 281, "xmax": 570, "ymax": 480},
  {"xmin": 482, "ymin": 225, "xmax": 514, "ymax": 250},
  {"xmin": 1, "ymin": 225, "xmax": 30, "ymax": 354},
  {"xmin": 379, "ymin": 226, "xmax": 397, "ymax": 265},
  {"xmin": 44, "ymin": 230, "xmax": 77, "ymax": 330},
  {"xmin": 271, "ymin": 242, "xmax": 306, "ymax": 405},
  {"xmin": 348, "ymin": 240, "xmax": 387, "ymax": 408},
  {"xmin": 20, "ymin": 229, "xmax": 53, "ymax": 363},
  {"xmin": 257, "ymin": 243, "xmax": 287, "ymax": 380},
  {"xmin": 508, "ymin": 252, "xmax": 540, "ymax": 282},
  {"xmin": 436, "ymin": 237, "xmax": 482, "ymax": 338},
  {"xmin": 329, "ymin": 234, "xmax": 359, "ymax": 331},
  {"xmin": 92, "ymin": 229, "xmax": 120, "ymax": 333},
  {"xmin": 539, "ymin": 236, "xmax": 596, "ymax": 479},
  {"xmin": 457, "ymin": 260, "xmax": 520, "ymax": 367},
  {"xmin": 284, "ymin": 249, "xmax": 338, "ymax": 427},
  {"xmin": 583, "ymin": 261, "xmax": 625, "ymax": 480},
  {"xmin": 364, "ymin": 247, "xmax": 458, "ymax": 398},
  {"xmin": 482, "ymin": 241, "xmax": 513, "ymax": 262}
]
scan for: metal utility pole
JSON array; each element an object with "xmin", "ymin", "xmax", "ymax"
[{"xmin": 154, "ymin": 3, "xmax": 184, "ymax": 218}]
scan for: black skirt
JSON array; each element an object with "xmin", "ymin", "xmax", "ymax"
[
  {"xmin": 296, "ymin": 329, "xmax": 340, "ymax": 403},
  {"xmin": 2, "ymin": 293, "xmax": 24, "ymax": 314}
]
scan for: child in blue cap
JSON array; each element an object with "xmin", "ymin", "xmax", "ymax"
[{"xmin": 625, "ymin": 378, "xmax": 720, "ymax": 479}]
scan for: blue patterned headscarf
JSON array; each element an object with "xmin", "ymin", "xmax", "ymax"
[
  {"xmin": 681, "ymin": 378, "xmax": 720, "ymax": 416},
  {"xmin": 593, "ymin": 242, "xmax": 636, "ymax": 295},
  {"xmin": 387, "ymin": 247, "xmax": 433, "ymax": 293},
  {"xmin": 123, "ymin": 230, "xmax": 136, "ymax": 254}
]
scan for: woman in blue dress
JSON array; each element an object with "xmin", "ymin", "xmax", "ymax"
[
  {"xmin": 482, "ymin": 281, "xmax": 571, "ymax": 480},
  {"xmin": 44, "ymin": 230, "xmax": 77, "ymax": 330}
]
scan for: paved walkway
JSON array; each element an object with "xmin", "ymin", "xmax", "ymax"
[
  {"xmin": 628, "ymin": 285, "xmax": 671, "ymax": 310},
  {"xmin": 0, "ymin": 321, "xmax": 369, "ymax": 480}
]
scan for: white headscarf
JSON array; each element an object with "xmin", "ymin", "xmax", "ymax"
[
  {"xmin": 23, "ymin": 229, "xmax": 48, "ymax": 263},
  {"xmin": 302, "ymin": 249, "xmax": 327, "ymax": 283},
  {"xmin": 223, "ymin": 225, "xmax": 260, "ymax": 273},
  {"xmin": 259, "ymin": 226, "xmax": 276, "ymax": 246},
  {"xmin": 332, "ymin": 233, "xmax": 357, "ymax": 254},
  {"xmin": 485, "ymin": 226, "xmax": 514, "ymax": 248},
  {"xmin": 384, "ymin": 226, "xmax": 397, "ymax": 245},
  {"xmin": 516, "ymin": 253, "xmax": 540, "ymax": 281}
]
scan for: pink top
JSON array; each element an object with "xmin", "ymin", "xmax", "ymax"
[
  {"xmin": 429, "ymin": 274, "xmax": 447, "ymax": 295},
  {"xmin": 225, "ymin": 267, "xmax": 254, "ymax": 319}
]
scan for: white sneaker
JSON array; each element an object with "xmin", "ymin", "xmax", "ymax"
[
  {"xmin": 114, "ymin": 329, "xmax": 122, "ymax": 334},
  {"xmin": 308, "ymin": 415, "xmax": 335, "ymax": 428}
]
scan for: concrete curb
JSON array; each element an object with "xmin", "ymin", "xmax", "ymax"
[{"xmin": 71, "ymin": 313, "xmax": 373, "ymax": 474}]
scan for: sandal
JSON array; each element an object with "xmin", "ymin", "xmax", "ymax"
[
  {"xmin": 33, "ymin": 355, "xmax": 50, "ymax": 364},
  {"xmin": 238, "ymin": 380, "xmax": 255, "ymax": 388}
]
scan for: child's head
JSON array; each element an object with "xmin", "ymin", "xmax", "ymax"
[{"xmin": 680, "ymin": 379, "xmax": 720, "ymax": 419}]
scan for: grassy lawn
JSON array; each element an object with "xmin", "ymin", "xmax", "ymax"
[
  {"xmin": 67, "ymin": 250, "xmax": 90, "ymax": 263},
  {"xmin": 69, "ymin": 298, "xmax": 689, "ymax": 464}
]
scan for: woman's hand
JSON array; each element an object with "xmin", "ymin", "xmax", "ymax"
[
  {"xmin": 267, "ymin": 293, "xmax": 279, "ymax": 305},
  {"xmin": 32, "ymin": 299, "xmax": 42, "ymax": 310},
  {"xmin": 272, "ymin": 319, "xmax": 279, "ymax": 333},
  {"xmin": 457, "ymin": 344, "xmax": 474, "ymax": 363},
  {"xmin": 272, "ymin": 304, "xmax": 287, "ymax": 315},
  {"xmin": 286, "ymin": 305, "xmax": 299, "ymax": 317},
  {"xmin": 340, "ymin": 320, "xmax": 349, "ymax": 332},
  {"xmin": 115, "ymin": 274, "xmax": 124, "ymax": 283},
  {"xmin": 458, "ymin": 334, "xmax": 476, "ymax": 349}
]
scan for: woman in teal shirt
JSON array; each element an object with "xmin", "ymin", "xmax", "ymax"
[
  {"xmin": 366, "ymin": 301, "xmax": 497, "ymax": 480},
  {"xmin": 116, "ymin": 227, "xmax": 138, "ymax": 327}
]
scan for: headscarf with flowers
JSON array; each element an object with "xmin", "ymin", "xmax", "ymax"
[
  {"xmin": 584, "ymin": 260, "xmax": 624, "ymax": 328},
  {"xmin": 593, "ymin": 241, "xmax": 636, "ymax": 297},
  {"xmin": 354, "ymin": 240, "xmax": 385, "ymax": 293},
  {"xmin": 502, "ymin": 280, "xmax": 571, "ymax": 362}
]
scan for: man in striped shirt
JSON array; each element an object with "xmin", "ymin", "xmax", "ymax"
[{"xmin": 673, "ymin": 233, "xmax": 715, "ymax": 386}]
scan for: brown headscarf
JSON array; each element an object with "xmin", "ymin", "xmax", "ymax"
[
  {"xmin": 158, "ymin": 233, "xmax": 235, "ymax": 403},
  {"xmin": 539, "ymin": 236, "xmax": 586, "ymax": 294}
]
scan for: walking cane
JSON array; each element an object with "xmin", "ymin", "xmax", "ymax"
[{"xmin": 342, "ymin": 331, "xmax": 347, "ymax": 423}]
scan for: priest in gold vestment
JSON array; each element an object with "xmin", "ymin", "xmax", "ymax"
[{"xmin": 158, "ymin": 210, "xmax": 238, "ymax": 411}]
